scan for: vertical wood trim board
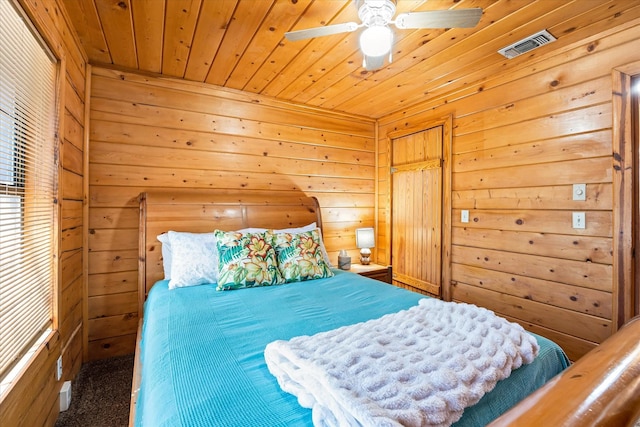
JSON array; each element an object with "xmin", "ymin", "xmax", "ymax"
[
  {"xmin": 82, "ymin": 63, "xmax": 92, "ymax": 361},
  {"xmin": 612, "ymin": 61, "xmax": 640, "ymax": 328},
  {"xmin": 87, "ymin": 67, "xmax": 376, "ymax": 359}
]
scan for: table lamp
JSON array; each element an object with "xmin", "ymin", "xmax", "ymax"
[{"xmin": 355, "ymin": 227, "xmax": 375, "ymax": 265}]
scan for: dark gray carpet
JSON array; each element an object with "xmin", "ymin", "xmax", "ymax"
[{"xmin": 55, "ymin": 354, "xmax": 134, "ymax": 427}]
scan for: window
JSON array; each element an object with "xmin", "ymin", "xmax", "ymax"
[{"xmin": 0, "ymin": 0, "xmax": 58, "ymax": 388}]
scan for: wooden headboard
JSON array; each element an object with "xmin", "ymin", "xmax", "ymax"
[{"xmin": 137, "ymin": 191, "xmax": 322, "ymax": 313}]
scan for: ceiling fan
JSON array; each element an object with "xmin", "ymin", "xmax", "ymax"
[{"xmin": 285, "ymin": 0, "xmax": 482, "ymax": 71}]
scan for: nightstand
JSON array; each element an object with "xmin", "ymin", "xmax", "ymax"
[{"xmin": 349, "ymin": 263, "xmax": 392, "ymax": 284}]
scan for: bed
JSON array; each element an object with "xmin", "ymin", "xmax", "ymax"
[{"xmin": 130, "ymin": 191, "xmax": 570, "ymax": 427}]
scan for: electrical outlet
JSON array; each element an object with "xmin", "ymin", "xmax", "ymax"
[
  {"xmin": 572, "ymin": 212, "xmax": 585, "ymax": 229},
  {"xmin": 60, "ymin": 381, "xmax": 71, "ymax": 412},
  {"xmin": 461, "ymin": 210, "xmax": 469, "ymax": 223},
  {"xmin": 56, "ymin": 355, "xmax": 63, "ymax": 381}
]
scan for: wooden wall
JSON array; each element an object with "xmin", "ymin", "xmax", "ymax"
[
  {"xmin": 87, "ymin": 67, "xmax": 376, "ymax": 360},
  {"xmin": 2, "ymin": 0, "xmax": 635, "ymax": 422},
  {"xmin": 0, "ymin": 0, "xmax": 87, "ymax": 425},
  {"xmin": 377, "ymin": 17, "xmax": 640, "ymax": 361}
]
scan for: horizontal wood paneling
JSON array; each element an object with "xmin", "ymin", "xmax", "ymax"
[
  {"xmin": 451, "ymin": 246, "xmax": 612, "ymax": 292},
  {"xmin": 453, "ymin": 183, "xmax": 613, "ymax": 210},
  {"xmin": 452, "ymin": 264, "xmax": 611, "ymax": 318},
  {"xmin": 88, "ymin": 292, "xmax": 137, "ymax": 319},
  {"xmin": 89, "ymin": 207, "xmax": 139, "ymax": 229},
  {"xmin": 91, "ymin": 121, "xmax": 371, "ymax": 164},
  {"xmin": 453, "ymin": 131, "xmax": 612, "ymax": 173},
  {"xmin": 453, "ymin": 157, "xmax": 612, "ymax": 190},
  {"xmin": 90, "ymin": 74, "xmax": 374, "ymax": 137},
  {"xmin": 89, "ymin": 249, "xmax": 138, "ymax": 275},
  {"xmin": 89, "ymin": 164, "xmax": 372, "ymax": 192},
  {"xmin": 452, "ymin": 209, "xmax": 613, "ymax": 237},
  {"xmin": 87, "ymin": 313, "xmax": 138, "ymax": 341},
  {"xmin": 90, "ymin": 141, "xmax": 373, "ymax": 178},
  {"xmin": 377, "ymin": 18, "xmax": 640, "ymax": 361},
  {"xmin": 87, "ymin": 271, "xmax": 138, "ymax": 297},
  {"xmin": 87, "ymin": 67, "xmax": 376, "ymax": 359},
  {"xmin": 87, "ymin": 333, "xmax": 137, "ymax": 362},
  {"xmin": 452, "ymin": 227, "xmax": 612, "ymax": 265},
  {"xmin": 61, "ymin": 200, "xmax": 83, "ymax": 230},
  {"xmin": 452, "ymin": 282, "xmax": 611, "ymax": 344}
]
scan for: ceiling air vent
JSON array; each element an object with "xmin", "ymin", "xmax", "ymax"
[{"xmin": 497, "ymin": 29, "xmax": 557, "ymax": 59}]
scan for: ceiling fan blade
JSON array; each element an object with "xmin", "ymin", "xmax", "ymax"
[
  {"xmin": 394, "ymin": 8, "xmax": 482, "ymax": 29},
  {"xmin": 285, "ymin": 22, "xmax": 359, "ymax": 42}
]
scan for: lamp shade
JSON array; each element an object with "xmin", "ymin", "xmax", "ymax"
[{"xmin": 355, "ymin": 227, "xmax": 375, "ymax": 249}]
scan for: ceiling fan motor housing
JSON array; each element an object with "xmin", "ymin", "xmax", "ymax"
[{"xmin": 356, "ymin": 0, "xmax": 396, "ymax": 27}]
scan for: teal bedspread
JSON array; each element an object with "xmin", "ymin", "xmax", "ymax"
[{"xmin": 135, "ymin": 270, "xmax": 569, "ymax": 426}]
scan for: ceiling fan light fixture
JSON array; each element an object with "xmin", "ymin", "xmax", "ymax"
[
  {"xmin": 359, "ymin": 25, "xmax": 393, "ymax": 57},
  {"xmin": 363, "ymin": 54, "xmax": 386, "ymax": 71}
]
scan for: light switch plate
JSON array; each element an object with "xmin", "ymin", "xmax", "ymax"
[
  {"xmin": 461, "ymin": 210, "xmax": 469, "ymax": 223},
  {"xmin": 572, "ymin": 212, "xmax": 585, "ymax": 229},
  {"xmin": 573, "ymin": 184, "xmax": 586, "ymax": 201}
]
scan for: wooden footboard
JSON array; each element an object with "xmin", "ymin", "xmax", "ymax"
[{"xmin": 489, "ymin": 316, "xmax": 640, "ymax": 426}]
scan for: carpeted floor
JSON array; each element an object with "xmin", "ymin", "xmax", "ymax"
[{"xmin": 55, "ymin": 354, "xmax": 134, "ymax": 427}]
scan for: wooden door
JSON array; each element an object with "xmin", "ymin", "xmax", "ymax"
[{"xmin": 391, "ymin": 126, "xmax": 443, "ymax": 297}]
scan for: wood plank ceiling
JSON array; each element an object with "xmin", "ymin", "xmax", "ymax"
[{"xmin": 61, "ymin": 0, "xmax": 639, "ymax": 119}]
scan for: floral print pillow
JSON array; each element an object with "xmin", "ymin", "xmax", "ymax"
[
  {"xmin": 214, "ymin": 230, "xmax": 284, "ymax": 291},
  {"xmin": 274, "ymin": 229, "xmax": 334, "ymax": 283}
]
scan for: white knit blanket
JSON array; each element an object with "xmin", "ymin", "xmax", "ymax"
[{"xmin": 264, "ymin": 298, "xmax": 539, "ymax": 427}]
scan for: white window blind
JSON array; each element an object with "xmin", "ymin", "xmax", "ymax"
[{"xmin": 0, "ymin": 0, "xmax": 57, "ymax": 383}]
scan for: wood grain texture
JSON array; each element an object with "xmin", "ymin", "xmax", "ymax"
[
  {"xmin": 8, "ymin": 1, "xmax": 640, "ymax": 423},
  {"xmin": 377, "ymin": 17, "xmax": 640, "ymax": 361},
  {"xmin": 87, "ymin": 67, "xmax": 375, "ymax": 358},
  {"xmin": 131, "ymin": 0, "xmax": 165, "ymax": 73},
  {"xmin": 611, "ymin": 64, "xmax": 639, "ymax": 329},
  {"xmin": 391, "ymin": 127, "xmax": 444, "ymax": 296},
  {"xmin": 60, "ymin": 0, "xmax": 640, "ymax": 118},
  {"xmin": 93, "ymin": 0, "xmax": 136, "ymax": 68}
]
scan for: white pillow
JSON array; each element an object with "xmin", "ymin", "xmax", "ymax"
[
  {"xmin": 275, "ymin": 222, "xmax": 317, "ymax": 234},
  {"xmin": 236, "ymin": 227, "xmax": 269, "ymax": 234},
  {"xmin": 237, "ymin": 222, "xmax": 317, "ymax": 234},
  {"xmin": 157, "ymin": 233, "xmax": 172, "ymax": 279},
  {"xmin": 314, "ymin": 227, "xmax": 334, "ymax": 268},
  {"xmin": 167, "ymin": 231, "xmax": 219, "ymax": 289}
]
